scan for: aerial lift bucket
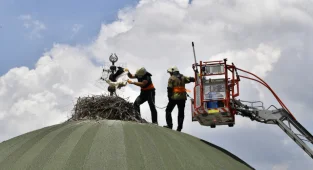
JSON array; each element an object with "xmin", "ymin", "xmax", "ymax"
[
  {"xmin": 191, "ymin": 59, "xmax": 238, "ymax": 128},
  {"xmin": 189, "ymin": 42, "xmax": 313, "ymax": 159}
]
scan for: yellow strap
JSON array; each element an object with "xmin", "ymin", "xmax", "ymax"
[{"xmin": 208, "ymin": 109, "xmax": 219, "ymax": 114}]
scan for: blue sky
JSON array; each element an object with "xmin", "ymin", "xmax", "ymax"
[{"xmin": 0, "ymin": 0, "xmax": 139, "ymax": 75}]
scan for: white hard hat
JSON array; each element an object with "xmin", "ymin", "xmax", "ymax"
[
  {"xmin": 135, "ymin": 67, "xmax": 147, "ymax": 77},
  {"xmin": 167, "ymin": 66, "xmax": 179, "ymax": 73}
]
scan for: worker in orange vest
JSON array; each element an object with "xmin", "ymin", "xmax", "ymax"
[
  {"xmin": 125, "ymin": 67, "xmax": 158, "ymax": 124},
  {"xmin": 163, "ymin": 66, "xmax": 195, "ymax": 131}
]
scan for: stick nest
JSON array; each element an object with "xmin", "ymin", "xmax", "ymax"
[{"xmin": 69, "ymin": 94, "xmax": 148, "ymax": 123}]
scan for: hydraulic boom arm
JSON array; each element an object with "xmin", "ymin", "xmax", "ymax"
[
  {"xmin": 232, "ymin": 99, "xmax": 313, "ymax": 159},
  {"xmin": 189, "ymin": 43, "xmax": 313, "ymax": 159}
]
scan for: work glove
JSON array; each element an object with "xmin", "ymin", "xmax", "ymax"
[
  {"xmin": 189, "ymin": 77, "xmax": 195, "ymax": 82},
  {"xmin": 127, "ymin": 79, "xmax": 133, "ymax": 84},
  {"xmin": 127, "ymin": 72, "xmax": 133, "ymax": 78},
  {"xmin": 124, "ymin": 68, "xmax": 129, "ymax": 72}
]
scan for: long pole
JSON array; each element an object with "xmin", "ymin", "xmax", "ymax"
[{"xmin": 192, "ymin": 42, "xmax": 198, "ymax": 73}]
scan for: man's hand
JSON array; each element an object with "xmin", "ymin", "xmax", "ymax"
[
  {"xmin": 189, "ymin": 77, "xmax": 195, "ymax": 82},
  {"xmin": 127, "ymin": 79, "xmax": 133, "ymax": 84},
  {"xmin": 124, "ymin": 68, "xmax": 129, "ymax": 72}
]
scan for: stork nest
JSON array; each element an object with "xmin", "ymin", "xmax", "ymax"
[{"xmin": 68, "ymin": 94, "xmax": 147, "ymax": 123}]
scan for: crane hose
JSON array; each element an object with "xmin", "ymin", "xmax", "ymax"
[{"xmin": 236, "ymin": 68, "xmax": 296, "ymax": 120}]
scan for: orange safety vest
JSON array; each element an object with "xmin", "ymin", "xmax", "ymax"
[
  {"xmin": 173, "ymin": 86, "xmax": 191, "ymax": 93},
  {"xmin": 141, "ymin": 83, "xmax": 155, "ymax": 90}
]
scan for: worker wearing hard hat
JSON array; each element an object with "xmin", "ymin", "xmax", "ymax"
[
  {"xmin": 163, "ymin": 66, "xmax": 195, "ymax": 131},
  {"xmin": 124, "ymin": 67, "xmax": 158, "ymax": 124}
]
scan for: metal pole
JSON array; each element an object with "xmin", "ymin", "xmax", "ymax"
[
  {"xmin": 192, "ymin": 42, "xmax": 198, "ymax": 73},
  {"xmin": 108, "ymin": 53, "xmax": 119, "ymax": 96}
]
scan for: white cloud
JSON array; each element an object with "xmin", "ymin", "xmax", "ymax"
[
  {"xmin": 2, "ymin": 0, "xmax": 313, "ymax": 169},
  {"xmin": 72, "ymin": 24, "xmax": 82, "ymax": 33},
  {"xmin": 71, "ymin": 24, "xmax": 83, "ymax": 38},
  {"xmin": 18, "ymin": 14, "xmax": 46, "ymax": 39},
  {"xmin": 272, "ymin": 163, "xmax": 289, "ymax": 170}
]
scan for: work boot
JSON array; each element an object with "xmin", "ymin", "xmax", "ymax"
[
  {"xmin": 163, "ymin": 125, "xmax": 172, "ymax": 129},
  {"xmin": 177, "ymin": 125, "xmax": 182, "ymax": 132}
]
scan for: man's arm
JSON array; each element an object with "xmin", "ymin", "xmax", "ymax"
[
  {"xmin": 132, "ymin": 80, "xmax": 148, "ymax": 87},
  {"xmin": 167, "ymin": 78, "xmax": 173, "ymax": 99},
  {"xmin": 128, "ymin": 76, "xmax": 149, "ymax": 87},
  {"xmin": 124, "ymin": 68, "xmax": 136, "ymax": 79},
  {"xmin": 184, "ymin": 76, "xmax": 195, "ymax": 83},
  {"xmin": 127, "ymin": 72, "xmax": 137, "ymax": 79}
]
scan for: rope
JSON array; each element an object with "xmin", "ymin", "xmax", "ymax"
[
  {"xmin": 150, "ymin": 91, "xmax": 193, "ymax": 110},
  {"xmin": 186, "ymin": 93, "xmax": 193, "ymax": 99},
  {"xmin": 150, "ymin": 92, "xmax": 167, "ymax": 109}
]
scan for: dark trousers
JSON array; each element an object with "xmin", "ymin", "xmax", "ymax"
[
  {"xmin": 134, "ymin": 90, "xmax": 158, "ymax": 124},
  {"xmin": 165, "ymin": 99, "xmax": 186, "ymax": 130}
]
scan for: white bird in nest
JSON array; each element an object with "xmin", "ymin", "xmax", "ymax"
[{"xmin": 102, "ymin": 67, "xmax": 129, "ymax": 89}]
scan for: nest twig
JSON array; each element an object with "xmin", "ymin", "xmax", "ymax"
[{"xmin": 68, "ymin": 94, "xmax": 147, "ymax": 123}]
